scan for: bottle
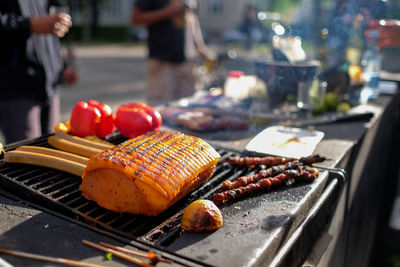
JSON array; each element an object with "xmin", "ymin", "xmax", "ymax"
[
  {"xmin": 360, "ymin": 31, "xmax": 381, "ymax": 102},
  {"xmin": 224, "ymin": 71, "xmax": 246, "ymax": 99}
]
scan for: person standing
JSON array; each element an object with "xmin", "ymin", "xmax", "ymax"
[
  {"xmin": 132, "ymin": 0, "xmax": 214, "ymax": 106},
  {"xmin": 0, "ymin": 0, "xmax": 77, "ymax": 144}
]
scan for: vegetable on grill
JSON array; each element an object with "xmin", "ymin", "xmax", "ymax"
[
  {"xmin": 115, "ymin": 102, "xmax": 162, "ymax": 139},
  {"xmin": 70, "ymin": 100, "xmax": 115, "ymax": 139}
]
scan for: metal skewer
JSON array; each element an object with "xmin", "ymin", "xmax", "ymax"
[{"xmin": 0, "ymin": 248, "xmax": 105, "ymax": 267}]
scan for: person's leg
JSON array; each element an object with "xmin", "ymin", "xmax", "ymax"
[
  {"xmin": 146, "ymin": 59, "xmax": 178, "ymax": 106},
  {"xmin": 41, "ymin": 94, "xmax": 60, "ymax": 135},
  {"xmin": 174, "ymin": 61, "xmax": 196, "ymax": 99},
  {"xmin": 0, "ymin": 99, "xmax": 41, "ymax": 144}
]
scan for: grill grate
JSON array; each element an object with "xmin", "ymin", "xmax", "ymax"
[{"xmin": 0, "ymin": 134, "xmax": 259, "ymax": 245}]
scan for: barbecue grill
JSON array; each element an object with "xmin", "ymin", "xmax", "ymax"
[{"xmin": 0, "ymin": 134, "xmax": 345, "ymax": 267}]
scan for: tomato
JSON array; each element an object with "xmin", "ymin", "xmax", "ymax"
[
  {"xmin": 69, "ymin": 100, "xmax": 115, "ymax": 138},
  {"xmin": 115, "ymin": 102, "xmax": 162, "ymax": 138}
]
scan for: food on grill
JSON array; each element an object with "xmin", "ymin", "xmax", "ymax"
[
  {"xmin": 220, "ymin": 155, "xmax": 326, "ymax": 191},
  {"xmin": 220, "ymin": 160, "xmax": 304, "ymax": 191},
  {"xmin": 17, "ymin": 146, "xmax": 88, "ymax": 165},
  {"xmin": 180, "ymin": 199, "xmax": 223, "ymax": 232},
  {"xmin": 223, "ymin": 154, "xmax": 325, "ymax": 167},
  {"xmin": 70, "ymin": 100, "xmax": 115, "ymax": 138},
  {"xmin": 54, "ymin": 121, "xmax": 70, "ymax": 133},
  {"xmin": 4, "ymin": 146, "xmax": 87, "ymax": 177},
  {"xmin": 213, "ymin": 167, "xmax": 320, "ymax": 205},
  {"xmin": 54, "ymin": 131, "xmax": 113, "ymax": 151},
  {"xmin": 80, "ymin": 130, "xmax": 220, "ymax": 216},
  {"xmin": 3, "ymin": 132, "xmax": 112, "ymax": 176},
  {"xmin": 48, "ymin": 135, "xmax": 105, "ymax": 158},
  {"xmin": 115, "ymin": 102, "xmax": 162, "ymax": 139}
]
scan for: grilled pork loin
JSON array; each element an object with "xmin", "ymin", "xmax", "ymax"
[{"xmin": 80, "ymin": 130, "xmax": 220, "ymax": 216}]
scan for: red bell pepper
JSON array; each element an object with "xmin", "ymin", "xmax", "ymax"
[
  {"xmin": 87, "ymin": 100, "xmax": 115, "ymax": 138},
  {"xmin": 115, "ymin": 102, "xmax": 162, "ymax": 138},
  {"xmin": 70, "ymin": 100, "xmax": 115, "ymax": 138}
]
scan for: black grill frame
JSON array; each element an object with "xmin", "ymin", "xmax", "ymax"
[{"xmin": 0, "ymin": 134, "xmax": 346, "ymax": 267}]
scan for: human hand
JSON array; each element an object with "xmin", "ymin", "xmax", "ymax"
[
  {"xmin": 162, "ymin": 1, "xmax": 185, "ymax": 19},
  {"xmin": 365, "ymin": 19, "xmax": 400, "ymax": 48},
  {"xmin": 62, "ymin": 67, "xmax": 78, "ymax": 85},
  {"xmin": 199, "ymin": 49, "xmax": 216, "ymax": 62},
  {"xmin": 30, "ymin": 13, "xmax": 72, "ymax": 37}
]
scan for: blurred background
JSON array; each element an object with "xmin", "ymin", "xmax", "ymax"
[{"xmin": 59, "ymin": 0, "xmax": 400, "ymax": 120}]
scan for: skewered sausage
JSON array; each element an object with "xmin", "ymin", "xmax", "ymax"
[
  {"xmin": 222, "ymin": 154, "xmax": 325, "ymax": 167},
  {"xmin": 213, "ymin": 167, "xmax": 320, "ymax": 206},
  {"xmin": 220, "ymin": 160, "xmax": 304, "ymax": 192}
]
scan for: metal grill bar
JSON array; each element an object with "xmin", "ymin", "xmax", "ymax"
[
  {"xmin": 8, "ymin": 167, "xmax": 38, "ymax": 180},
  {"xmin": 37, "ymin": 175, "xmax": 69, "ymax": 191},
  {"xmin": 90, "ymin": 210, "xmax": 113, "ymax": 221},
  {"xmin": 24, "ymin": 172, "xmax": 53, "ymax": 186},
  {"xmin": 81, "ymin": 205, "xmax": 105, "ymax": 217},
  {"xmin": 52, "ymin": 182, "xmax": 81, "ymax": 199},
  {"xmin": 106, "ymin": 214, "xmax": 128, "ymax": 227},
  {"xmin": 74, "ymin": 201, "xmax": 94, "ymax": 211},
  {"xmin": 64, "ymin": 195, "xmax": 87, "ymax": 208},
  {"xmin": 115, "ymin": 218, "xmax": 139, "ymax": 232}
]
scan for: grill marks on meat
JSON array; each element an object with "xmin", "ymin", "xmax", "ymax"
[
  {"xmin": 223, "ymin": 154, "xmax": 325, "ymax": 167},
  {"xmin": 213, "ymin": 167, "xmax": 320, "ymax": 205},
  {"xmin": 80, "ymin": 130, "xmax": 220, "ymax": 216}
]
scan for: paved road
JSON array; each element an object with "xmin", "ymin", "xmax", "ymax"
[{"xmin": 60, "ymin": 44, "xmax": 148, "ymax": 122}]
